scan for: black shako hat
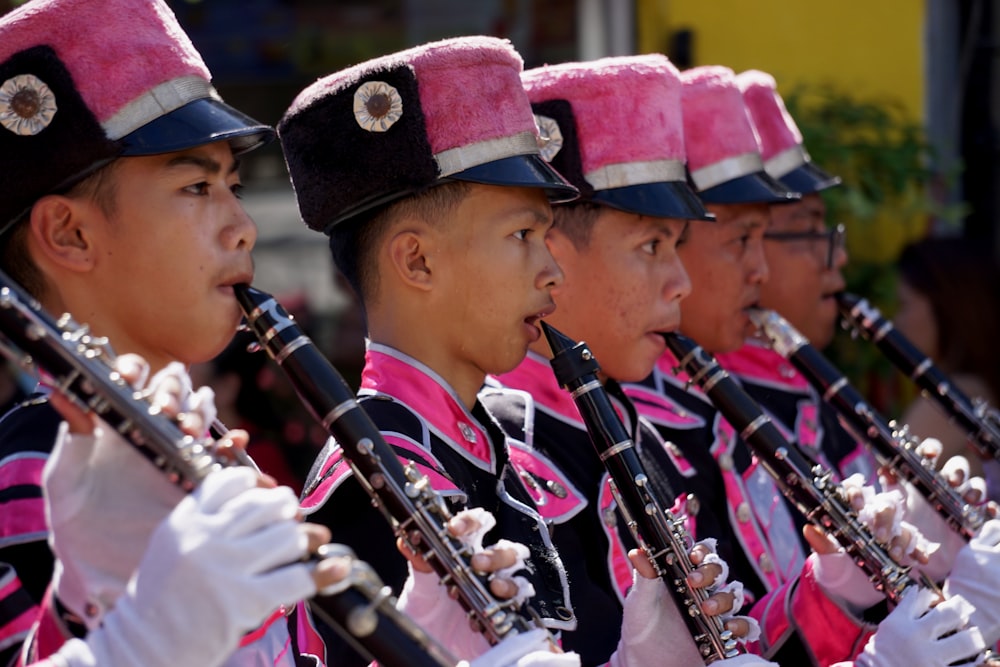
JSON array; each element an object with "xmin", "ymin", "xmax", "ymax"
[{"xmin": 277, "ymin": 36, "xmax": 579, "ymax": 235}]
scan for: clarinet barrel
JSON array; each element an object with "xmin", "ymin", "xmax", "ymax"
[{"xmin": 542, "ymin": 322, "xmax": 739, "ymax": 663}]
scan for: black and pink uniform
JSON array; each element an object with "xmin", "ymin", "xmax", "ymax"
[
  {"xmin": 485, "ymin": 351, "xmax": 738, "ymax": 665},
  {"xmin": 625, "ymin": 349, "xmax": 881, "ymax": 665},
  {"xmin": 300, "ymin": 344, "xmax": 573, "ymax": 667}
]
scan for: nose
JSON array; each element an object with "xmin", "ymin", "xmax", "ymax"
[
  {"xmin": 223, "ymin": 197, "xmax": 258, "ymax": 252},
  {"xmin": 747, "ymin": 237, "xmax": 769, "ymax": 286},
  {"xmin": 665, "ymin": 258, "xmax": 692, "ymax": 302},
  {"xmin": 831, "ymin": 230, "xmax": 849, "ymax": 271},
  {"xmin": 538, "ymin": 248, "xmax": 565, "ymax": 290}
]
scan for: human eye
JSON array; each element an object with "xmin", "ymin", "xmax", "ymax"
[
  {"xmin": 676, "ymin": 223, "xmax": 690, "ymax": 247},
  {"xmin": 230, "ymin": 182, "xmax": 245, "ymax": 199},
  {"xmin": 512, "ymin": 228, "xmax": 530, "ymax": 241},
  {"xmin": 641, "ymin": 238, "xmax": 660, "ymax": 255},
  {"xmin": 183, "ymin": 182, "xmax": 210, "ymax": 196}
]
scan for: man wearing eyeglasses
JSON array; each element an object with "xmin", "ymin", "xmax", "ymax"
[{"xmin": 717, "ymin": 70, "xmax": 878, "ymax": 486}]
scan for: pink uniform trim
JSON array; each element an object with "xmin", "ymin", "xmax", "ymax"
[
  {"xmin": 362, "ymin": 345, "xmax": 494, "ymax": 467},
  {"xmin": 0, "ymin": 498, "xmax": 47, "ymax": 543},
  {"xmin": 494, "ymin": 352, "xmax": 585, "ymax": 428}
]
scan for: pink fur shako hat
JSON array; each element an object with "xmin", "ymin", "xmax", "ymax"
[
  {"xmin": 0, "ymin": 0, "xmax": 272, "ymax": 232},
  {"xmin": 680, "ymin": 66, "xmax": 799, "ymax": 205},
  {"xmin": 737, "ymin": 70, "xmax": 840, "ymax": 194},
  {"xmin": 279, "ymin": 36, "xmax": 578, "ymax": 234},
  {"xmin": 521, "ymin": 55, "xmax": 711, "ymax": 221}
]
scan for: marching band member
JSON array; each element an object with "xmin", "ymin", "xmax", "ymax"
[{"xmin": 484, "ymin": 54, "xmax": 768, "ymax": 665}]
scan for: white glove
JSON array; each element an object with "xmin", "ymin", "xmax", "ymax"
[
  {"xmin": 894, "ymin": 446, "xmax": 978, "ymax": 582},
  {"xmin": 811, "ymin": 551, "xmax": 884, "ymax": 615},
  {"xmin": 398, "ymin": 508, "xmax": 540, "ymax": 661},
  {"xmin": 944, "ymin": 519, "xmax": 1000, "ymax": 645},
  {"xmin": 607, "ymin": 573, "xmax": 712, "ymax": 667},
  {"xmin": 52, "ymin": 467, "xmax": 318, "ymax": 667},
  {"xmin": 466, "ymin": 629, "xmax": 579, "ymax": 667},
  {"xmin": 44, "ymin": 362, "xmax": 215, "ymax": 628},
  {"xmin": 398, "ymin": 565, "xmax": 492, "ymax": 660},
  {"xmin": 853, "ymin": 587, "xmax": 984, "ymax": 667}
]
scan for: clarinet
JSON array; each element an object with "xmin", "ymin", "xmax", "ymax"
[
  {"xmin": 663, "ymin": 331, "xmax": 917, "ymax": 604},
  {"xmin": 235, "ymin": 284, "xmax": 549, "ymax": 648},
  {"xmin": 0, "ymin": 268, "xmax": 226, "ymax": 489},
  {"xmin": 308, "ymin": 544, "xmax": 460, "ymax": 667},
  {"xmin": 0, "ymin": 269, "xmax": 457, "ymax": 667},
  {"xmin": 541, "ymin": 323, "xmax": 739, "ymax": 663},
  {"xmin": 748, "ymin": 308, "xmax": 987, "ymax": 541},
  {"xmin": 837, "ymin": 292, "xmax": 1000, "ymax": 463}
]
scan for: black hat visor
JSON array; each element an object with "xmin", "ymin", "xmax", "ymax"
[
  {"xmin": 120, "ymin": 97, "xmax": 274, "ymax": 157},
  {"xmin": 593, "ymin": 181, "xmax": 715, "ymax": 221},
  {"xmin": 697, "ymin": 169, "xmax": 801, "ymax": 205},
  {"xmin": 777, "ymin": 161, "xmax": 841, "ymax": 195},
  {"xmin": 450, "ymin": 154, "xmax": 579, "ymax": 204}
]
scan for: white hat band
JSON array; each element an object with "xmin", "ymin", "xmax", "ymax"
[
  {"xmin": 434, "ymin": 130, "xmax": 539, "ymax": 178},
  {"xmin": 690, "ymin": 152, "xmax": 764, "ymax": 191},
  {"xmin": 102, "ymin": 75, "xmax": 217, "ymax": 141},
  {"xmin": 585, "ymin": 159, "xmax": 687, "ymax": 191},
  {"xmin": 763, "ymin": 144, "xmax": 810, "ymax": 179}
]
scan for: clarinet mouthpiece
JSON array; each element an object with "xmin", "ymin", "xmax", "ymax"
[
  {"xmin": 540, "ymin": 322, "xmax": 601, "ymax": 388},
  {"xmin": 539, "ymin": 321, "xmax": 573, "ymax": 357}
]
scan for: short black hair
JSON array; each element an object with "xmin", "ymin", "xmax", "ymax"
[
  {"xmin": 551, "ymin": 200, "xmax": 604, "ymax": 250},
  {"xmin": 0, "ymin": 159, "xmax": 120, "ymax": 299},
  {"xmin": 328, "ymin": 180, "xmax": 471, "ymax": 310}
]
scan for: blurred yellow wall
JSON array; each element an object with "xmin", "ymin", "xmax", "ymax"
[{"xmin": 638, "ymin": 1, "xmax": 925, "ymax": 121}]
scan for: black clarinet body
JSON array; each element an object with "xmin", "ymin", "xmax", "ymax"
[
  {"xmin": 749, "ymin": 308, "xmax": 986, "ymax": 541},
  {"xmin": 235, "ymin": 284, "xmax": 545, "ymax": 650},
  {"xmin": 0, "ymin": 269, "xmax": 223, "ymax": 489},
  {"xmin": 541, "ymin": 323, "xmax": 739, "ymax": 663},
  {"xmin": 837, "ymin": 292, "xmax": 1000, "ymax": 463},
  {"xmin": 0, "ymin": 270, "xmax": 457, "ymax": 667},
  {"xmin": 663, "ymin": 332, "xmax": 916, "ymax": 605},
  {"xmin": 308, "ymin": 545, "xmax": 459, "ymax": 667}
]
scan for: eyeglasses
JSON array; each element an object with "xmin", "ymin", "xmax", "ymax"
[{"xmin": 762, "ymin": 223, "xmax": 846, "ymax": 270}]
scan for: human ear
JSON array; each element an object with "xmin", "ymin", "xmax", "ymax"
[
  {"xmin": 386, "ymin": 224, "xmax": 435, "ymax": 292},
  {"xmin": 28, "ymin": 195, "xmax": 95, "ymax": 273}
]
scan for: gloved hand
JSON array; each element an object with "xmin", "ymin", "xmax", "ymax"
[
  {"xmin": 944, "ymin": 519, "xmax": 1000, "ymax": 645},
  {"xmin": 397, "ymin": 508, "xmax": 538, "ymax": 661},
  {"xmin": 607, "ymin": 541, "xmax": 760, "ymax": 667},
  {"xmin": 466, "ymin": 629, "xmax": 579, "ymax": 667},
  {"xmin": 892, "ymin": 442, "xmax": 983, "ymax": 582},
  {"xmin": 44, "ymin": 360, "xmax": 223, "ymax": 628},
  {"xmin": 853, "ymin": 587, "xmax": 984, "ymax": 667},
  {"xmin": 54, "ymin": 467, "xmax": 320, "ymax": 667}
]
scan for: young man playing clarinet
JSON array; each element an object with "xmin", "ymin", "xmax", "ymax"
[{"xmin": 280, "ymin": 37, "xmax": 747, "ymax": 667}]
